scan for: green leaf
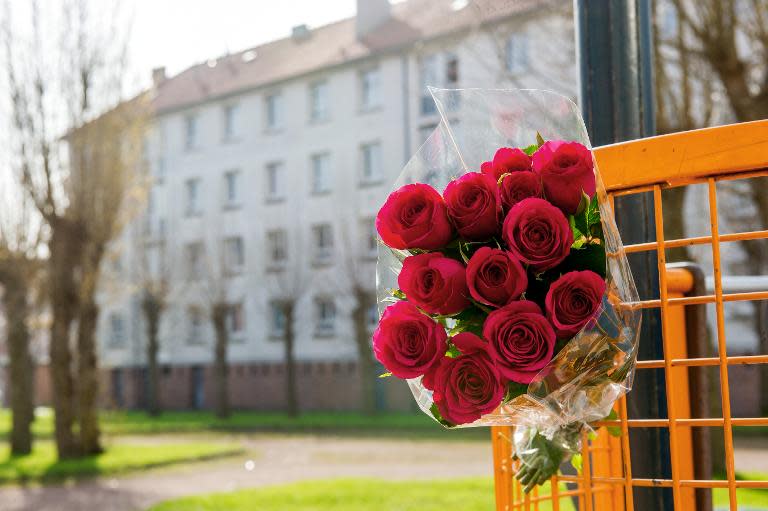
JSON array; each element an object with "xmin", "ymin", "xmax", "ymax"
[
  {"xmin": 570, "ymin": 453, "xmax": 583, "ymax": 473},
  {"xmin": 575, "ymin": 192, "xmax": 591, "ymax": 216},
  {"xmin": 429, "ymin": 403, "xmax": 454, "ymax": 427},
  {"xmin": 604, "ymin": 409, "xmax": 622, "ymax": 437},
  {"xmin": 522, "ymin": 143, "xmax": 538, "ymax": 156},
  {"xmin": 572, "ymin": 237, "xmax": 587, "ymax": 249},
  {"xmin": 505, "ymin": 381, "xmax": 528, "ymax": 402},
  {"xmin": 445, "ymin": 343, "xmax": 462, "ymax": 358},
  {"xmin": 560, "ymin": 242, "xmax": 607, "ymax": 279},
  {"xmin": 378, "ymin": 372, "xmax": 392, "ymax": 378},
  {"xmin": 390, "ymin": 289, "xmax": 406, "ymax": 300},
  {"xmin": 535, "ymin": 131, "xmax": 546, "ymax": 147}
]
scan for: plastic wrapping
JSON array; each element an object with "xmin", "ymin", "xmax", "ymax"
[{"xmin": 375, "ymin": 88, "xmax": 641, "ymax": 482}]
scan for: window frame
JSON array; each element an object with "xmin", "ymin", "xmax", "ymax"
[
  {"xmin": 505, "ymin": 32, "xmax": 530, "ymax": 75},
  {"xmin": 223, "ymin": 236, "xmax": 245, "ymax": 275},
  {"xmin": 310, "ymin": 153, "xmax": 332, "ymax": 195},
  {"xmin": 266, "ymin": 229, "xmax": 288, "ymax": 267},
  {"xmin": 184, "ymin": 178, "xmax": 202, "ymax": 216},
  {"xmin": 359, "ymin": 67, "xmax": 381, "ymax": 111},
  {"xmin": 184, "ymin": 113, "xmax": 199, "ymax": 150},
  {"xmin": 265, "ymin": 161, "xmax": 285, "ymax": 202},
  {"xmin": 312, "ymin": 223, "xmax": 333, "ymax": 264},
  {"xmin": 222, "ymin": 103, "xmax": 239, "ymax": 141},
  {"xmin": 314, "ymin": 296, "xmax": 336, "ymax": 338},
  {"xmin": 309, "ymin": 80, "xmax": 329, "ymax": 122},
  {"xmin": 222, "ymin": 169, "xmax": 241, "ymax": 208},
  {"xmin": 359, "ymin": 141, "xmax": 383, "ymax": 185},
  {"xmin": 264, "ymin": 92, "xmax": 282, "ymax": 131}
]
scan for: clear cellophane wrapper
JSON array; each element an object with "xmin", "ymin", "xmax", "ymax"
[{"xmin": 376, "ymin": 88, "xmax": 641, "ymax": 469}]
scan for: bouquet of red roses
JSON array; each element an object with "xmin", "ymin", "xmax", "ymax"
[{"xmin": 373, "ymin": 89, "xmax": 640, "ymax": 490}]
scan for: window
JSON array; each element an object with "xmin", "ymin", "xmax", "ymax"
[
  {"xmin": 366, "ymin": 302, "xmax": 379, "ymax": 331},
  {"xmin": 266, "ymin": 229, "xmax": 287, "ymax": 265},
  {"xmin": 227, "ymin": 302, "xmax": 245, "ymax": 339},
  {"xmin": 312, "ymin": 223, "xmax": 333, "ymax": 263},
  {"xmin": 506, "ymin": 33, "xmax": 529, "ymax": 74},
  {"xmin": 361, "ymin": 217, "xmax": 378, "ymax": 258},
  {"xmin": 187, "ymin": 306, "xmax": 204, "ymax": 344},
  {"xmin": 269, "ymin": 301, "xmax": 286, "ymax": 339},
  {"xmin": 109, "ymin": 313, "xmax": 125, "ymax": 345},
  {"xmin": 185, "ymin": 242, "xmax": 204, "ymax": 280},
  {"xmin": 184, "ymin": 114, "xmax": 198, "ymax": 150},
  {"xmin": 265, "ymin": 93, "xmax": 282, "ymax": 130},
  {"xmin": 311, "ymin": 153, "xmax": 331, "ymax": 194},
  {"xmin": 309, "ymin": 81, "xmax": 329, "ymax": 121},
  {"xmin": 156, "ymin": 156, "xmax": 166, "ymax": 183},
  {"xmin": 360, "ymin": 142, "xmax": 382, "ymax": 184},
  {"xmin": 223, "ymin": 236, "xmax": 245, "ymax": 274},
  {"xmin": 223, "ymin": 170, "xmax": 241, "ymax": 207},
  {"xmin": 419, "ymin": 53, "xmax": 459, "ymax": 115},
  {"xmin": 185, "ymin": 178, "xmax": 202, "ymax": 216},
  {"xmin": 445, "ymin": 53, "xmax": 459, "ymax": 85},
  {"xmin": 419, "ymin": 54, "xmax": 439, "ymax": 115},
  {"xmin": 222, "ymin": 104, "xmax": 239, "ymax": 140},
  {"xmin": 314, "ymin": 297, "xmax": 336, "ymax": 337},
  {"xmin": 360, "ymin": 68, "xmax": 380, "ymax": 110},
  {"xmin": 265, "ymin": 162, "xmax": 284, "ymax": 201}
]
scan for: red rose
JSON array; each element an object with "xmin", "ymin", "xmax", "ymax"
[
  {"xmin": 532, "ymin": 140, "xmax": 596, "ymax": 214},
  {"xmin": 545, "ymin": 270, "xmax": 606, "ymax": 338},
  {"xmin": 424, "ymin": 332, "xmax": 505, "ymax": 425},
  {"xmin": 376, "ymin": 183, "xmax": 454, "ymax": 250},
  {"xmin": 481, "ymin": 147, "xmax": 532, "ymax": 181},
  {"xmin": 502, "ymin": 198, "xmax": 571, "ymax": 272},
  {"xmin": 499, "ymin": 172, "xmax": 542, "ymax": 211},
  {"xmin": 443, "ymin": 173, "xmax": 501, "ymax": 241},
  {"xmin": 483, "ymin": 301, "xmax": 556, "ymax": 384},
  {"xmin": 398, "ymin": 253, "xmax": 470, "ymax": 315},
  {"xmin": 465, "ymin": 247, "xmax": 527, "ymax": 307},
  {"xmin": 373, "ymin": 301, "xmax": 447, "ymax": 379}
]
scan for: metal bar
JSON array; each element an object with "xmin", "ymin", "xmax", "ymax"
[
  {"xmin": 636, "ymin": 354, "xmax": 768, "ymax": 369},
  {"xmin": 593, "ymin": 417, "xmax": 768, "ymax": 428},
  {"xmin": 623, "ymin": 229, "xmax": 768, "ymax": 253},
  {"xmin": 555, "ymin": 476, "xmax": 768, "ymax": 489},
  {"xmin": 622, "ymin": 290, "xmax": 768, "ymax": 309},
  {"xmin": 653, "ymin": 186, "xmax": 684, "ymax": 509}
]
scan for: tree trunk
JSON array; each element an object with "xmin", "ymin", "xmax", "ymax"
[
  {"xmin": 352, "ymin": 287, "xmax": 377, "ymax": 415},
  {"xmin": 142, "ymin": 292, "xmax": 162, "ymax": 416},
  {"xmin": 76, "ymin": 295, "xmax": 102, "ymax": 455},
  {"xmin": 2, "ymin": 271, "xmax": 34, "ymax": 456},
  {"xmin": 48, "ymin": 222, "xmax": 81, "ymax": 459},
  {"xmin": 212, "ymin": 303, "xmax": 230, "ymax": 419},
  {"xmin": 283, "ymin": 302, "xmax": 299, "ymax": 417}
]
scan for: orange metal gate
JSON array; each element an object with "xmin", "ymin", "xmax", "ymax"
[{"xmin": 491, "ymin": 120, "xmax": 768, "ymax": 511}]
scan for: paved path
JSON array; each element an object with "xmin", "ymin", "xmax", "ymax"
[
  {"xmin": 0, "ymin": 435, "xmax": 493, "ymax": 511},
  {"xmin": 0, "ymin": 434, "xmax": 764, "ymax": 511}
]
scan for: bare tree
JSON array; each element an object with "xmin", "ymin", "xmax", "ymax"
[
  {"xmin": 0, "ymin": 192, "xmax": 42, "ymax": 455},
  {"xmin": 265, "ymin": 211, "xmax": 316, "ymax": 417},
  {"xmin": 136, "ymin": 222, "xmax": 170, "ymax": 416},
  {"xmin": 665, "ymin": 0, "xmax": 768, "ymax": 413},
  {"xmin": 338, "ymin": 223, "xmax": 378, "ymax": 415},
  {"xmin": 2, "ymin": 0, "xmax": 143, "ymax": 458}
]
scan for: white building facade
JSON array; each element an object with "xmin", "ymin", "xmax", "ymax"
[{"xmin": 96, "ymin": 0, "xmax": 577, "ymax": 411}]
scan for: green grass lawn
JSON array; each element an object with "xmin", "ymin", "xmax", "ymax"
[
  {"xmin": 148, "ymin": 478, "xmax": 499, "ymax": 511},
  {"xmin": 149, "ymin": 475, "xmax": 768, "ymax": 511},
  {"xmin": 0, "ymin": 441, "xmax": 243, "ymax": 486},
  {"xmin": 0, "ymin": 408, "xmax": 485, "ymax": 440}
]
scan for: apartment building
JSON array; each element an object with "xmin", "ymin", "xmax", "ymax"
[{"xmin": 95, "ymin": 0, "xmax": 578, "ymax": 411}]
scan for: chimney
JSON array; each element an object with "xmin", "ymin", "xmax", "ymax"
[
  {"xmin": 291, "ymin": 24, "xmax": 311, "ymax": 41},
  {"xmin": 152, "ymin": 67, "xmax": 166, "ymax": 87},
  {"xmin": 356, "ymin": 0, "xmax": 391, "ymax": 39}
]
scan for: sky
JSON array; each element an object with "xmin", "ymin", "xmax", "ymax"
[{"xmin": 128, "ymin": 0, "xmax": 359, "ymax": 86}]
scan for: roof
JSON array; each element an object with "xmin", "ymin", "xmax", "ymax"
[{"xmin": 152, "ymin": 0, "xmax": 541, "ymax": 114}]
